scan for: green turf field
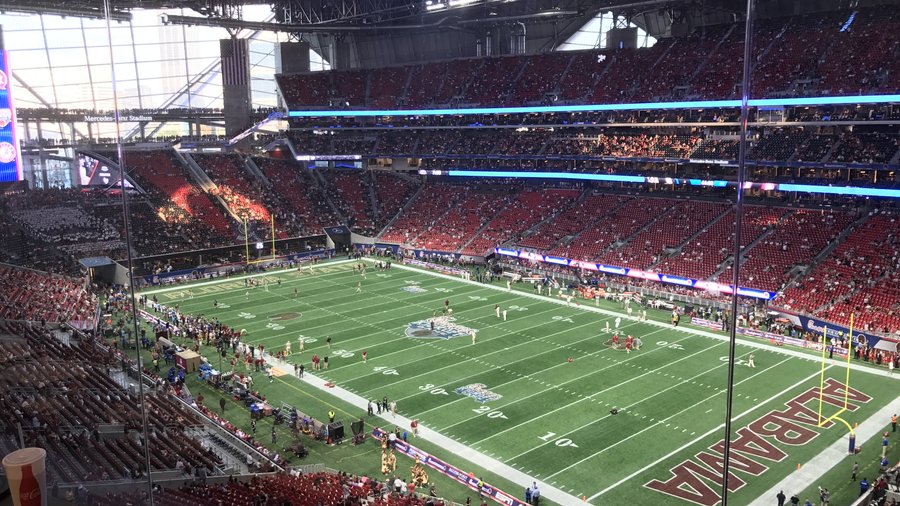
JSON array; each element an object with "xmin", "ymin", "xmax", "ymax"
[{"xmin": 141, "ymin": 259, "xmax": 900, "ymax": 505}]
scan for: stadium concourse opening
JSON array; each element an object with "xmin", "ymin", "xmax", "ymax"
[{"xmin": 3, "ymin": 0, "xmax": 900, "ymax": 505}]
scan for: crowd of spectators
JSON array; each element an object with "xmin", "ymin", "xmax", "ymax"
[
  {"xmin": 782, "ymin": 208, "xmax": 900, "ymax": 334},
  {"xmin": 277, "ymin": 7, "xmax": 900, "ymax": 110},
  {"xmin": 0, "ymin": 266, "xmax": 96, "ymax": 323},
  {"xmin": 286, "ymin": 128, "xmax": 899, "ymax": 164},
  {"xmin": 252, "ymin": 157, "xmax": 342, "ymax": 236},
  {"xmin": 4, "ymin": 190, "xmax": 127, "ymax": 260},
  {"xmin": 119, "ymin": 150, "xmax": 236, "ymax": 244},
  {"xmin": 0, "ymin": 320, "xmax": 222, "ymax": 484},
  {"xmin": 88, "ymin": 471, "xmax": 449, "ymax": 506}
]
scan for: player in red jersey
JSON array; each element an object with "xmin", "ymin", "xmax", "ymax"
[
  {"xmin": 611, "ymin": 333, "xmax": 620, "ymax": 349},
  {"xmin": 625, "ymin": 335, "xmax": 634, "ymax": 354}
]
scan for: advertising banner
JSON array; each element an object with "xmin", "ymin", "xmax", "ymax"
[
  {"xmin": 0, "ymin": 48, "xmax": 21, "ymax": 182},
  {"xmin": 372, "ymin": 428, "xmax": 527, "ymax": 506}
]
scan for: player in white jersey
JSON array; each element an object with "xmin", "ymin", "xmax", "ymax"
[
  {"xmin": 641, "ymin": 309, "xmax": 647, "ymax": 321},
  {"xmin": 506, "ymin": 279, "xmax": 512, "ymax": 291},
  {"xmin": 502, "ymin": 309, "xmax": 508, "ymax": 321},
  {"xmin": 626, "ymin": 306, "xmax": 633, "ymax": 318},
  {"xmin": 285, "ymin": 341, "xmax": 292, "ymax": 356},
  {"xmin": 495, "ymin": 304, "xmax": 500, "ymax": 318},
  {"xmin": 297, "ymin": 336, "xmax": 305, "ymax": 353},
  {"xmin": 356, "ymin": 282, "xmax": 362, "ymax": 293},
  {"xmin": 604, "ymin": 321, "xmax": 610, "ymax": 333},
  {"xmin": 471, "ymin": 330, "xmax": 477, "ymax": 345},
  {"xmin": 614, "ymin": 317, "xmax": 622, "ymax": 330}
]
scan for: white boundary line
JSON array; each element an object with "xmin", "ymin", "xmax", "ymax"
[
  {"xmin": 380, "ymin": 260, "xmax": 898, "ymax": 380},
  {"xmin": 586, "ymin": 367, "xmax": 828, "ymax": 501},
  {"xmin": 545, "ymin": 355, "xmax": 792, "ymax": 481},
  {"xmin": 139, "ymin": 259, "xmax": 355, "ymax": 295},
  {"xmin": 749, "ymin": 395, "xmax": 900, "ymax": 505},
  {"xmin": 289, "ymin": 363, "xmax": 586, "ymax": 506},
  {"xmin": 476, "ymin": 335, "xmax": 733, "ymax": 447}
]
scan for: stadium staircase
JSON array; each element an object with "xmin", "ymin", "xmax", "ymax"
[
  {"xmin": 890, "ymin": 147, "xmax": 900, "ymax": 165},
  {"xmin": 785, "ymin": 132, "xmax": 813, "ymax": 162},
  {"xmin": 646, "ymin": 205, "xmax": 734, "ymax": 271},
  {"xmin": 514, "ymin": 188, "xmax": 590, "ymax": 248},
  {"xmin": 366, "ymin": 172, "xmax": 381, "ymax": 224},
  {"xmin": 374, "ymin": 183, "xmax": 424, "ymax": 240},
  {"xmin": 179, "ymin": 153, "xmax": 217, "ymax": 192},
  {"xmin": 544, "ymin": 195, "xmax": 634, "ymax": 253},
  {"xmin": 777, "ymin": 210, "xmax": 873, "ymax": 300},
  {"xmin": 455, "ymin": 196, "xmax": 516, "ymax": 254},
  {"xmin": 687, "ymin": 24, "xmax": 737, "ymax": 88},
  {"xmin": 708, "ymin": 223, "xmax": 777, "ymax": 281},
  {"xmin": 184, "ymin": 154, "xmax": 251, "ymax": 227},
  {"xmin": 821, "ymin": 137, "xmax": 843, "ymax": 162},
  {"xmin": 405, "ymin": 189, "xmax": 466, "ymax": 247},
  {"xmin": 280, "ymin": 137, "xmax": 303, "ymax": 161},
  {"xmin": 310, "ymin": 169, "xmax": 347, "ymax": 223},
  {"xmin": 243, "ymin": 156, "xmax": 269, "ymax": 185},
  {"xmin": 600, "ymin": 199, "xmax": 678, "ymax": 257},
  {"xmin": 628, "ymin": 41, "xmax": 680, "ymax": 101}
]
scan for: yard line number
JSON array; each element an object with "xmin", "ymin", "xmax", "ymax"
[{"xmin": 538, "ymin": 431, "xmax": 579, "ymax": 447}]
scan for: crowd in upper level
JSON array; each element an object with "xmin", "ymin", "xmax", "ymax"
[
  {"xmin": 287, "ymin": 128, "xmax": 900, "ymax": 166},
  {"xmin": 277, "ymin": 8, "xmax": 900, "ymax": 111}
]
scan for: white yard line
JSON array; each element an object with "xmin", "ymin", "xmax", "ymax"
[
  {"xmin": 749, "ymin": 395, "xmax": 900, "ymax": 506},
  {"xmin": 474, "ymin": 337, "xmax": 731, "ymax": 447},
  {"xmin": 544, "ymin": 356, "xmax": 793, "ymax": 481},
  {"xmin": 399, "ymin": 319, "xmax": 647, "ymax": 405},
  {"xmin": 140, "ymin": 259, "xmax": 355, "ymax": 295},
  {"xmin": 586, "ymin": 367, "xmax": 830, "ymax": 502},
  {"xmin": 284, "ymin": 362, "xmax": 585, "ymax": 506},
  {"xmin": 433, "ymin": 325, "xmax": 673, "ymax": 428},
  {"xmin": 380, "ymin": 260, "xmax": 897, "ymax": 380},
  {"xmin": 368, "ymin": 318, "xmax": 604, "ymax": 394}
]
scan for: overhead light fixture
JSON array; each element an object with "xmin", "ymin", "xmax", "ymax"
[
  {"xmin": 426, "ymin": 2, "xmax": 448, "ymax": 10},
  {"xmin": 448, "ymin": 0, "xmax": 479, "ymax": 6}
]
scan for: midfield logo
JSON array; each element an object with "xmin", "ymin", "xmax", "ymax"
[
  {"xmin": 455, "ymin": 383, "xmax": 502, "ymax": 404},
  {"xmin": 401, "ymin": 286, "xmax": 428, "ymax": 294},
  {"xmin": 405, "ymin": 317, "xmax": 473, "ymax": 340}
]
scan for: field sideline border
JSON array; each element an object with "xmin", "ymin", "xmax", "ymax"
[
  {"xmin": 378, "ymin": 259, "xmax": 897, "ymax": 380},
  {"xmin": 137, "ymin": 259, "xmax": 584, "ymax": 502},
  {"xmin": 270, "ymin": 356, "xmax": 585, "ymax": 506},
  {"xmin": 138, "ymin": 258, "xmax": 355, "ymax": 296},
  {"xmin": 377, "ymin": 259, "xmax": 900, "ymax": 502},
  {"xmin": 749, "ymin": 394, "xmax": 900, "ymax": 506},
  {"xmin": 138, "ymin": 257, "xmax": 899, "ymax": 503}
]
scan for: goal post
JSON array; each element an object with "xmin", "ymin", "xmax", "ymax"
[
  {"xmin": 244, "ymin": 215, "xmax": 278, "ymax": 265},
  {"xmin": 817, "ymin": 315, "xmax": 856, "ymax": 439}
]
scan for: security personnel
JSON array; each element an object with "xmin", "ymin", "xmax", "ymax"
[{"xmin": 328, "ymin": 410, "xmax": 336, "ymax": 423}]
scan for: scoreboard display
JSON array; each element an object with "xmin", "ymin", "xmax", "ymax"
[
  {"xmin": 77, "ymin": 153, "xmax": 132, "ymax": 188},
  {"xmin": 0, "ymin": 29, "xmax": 22, "ymax": 182}
]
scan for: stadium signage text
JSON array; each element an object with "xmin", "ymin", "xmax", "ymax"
[
  {"xmin": 83, "ymin": 114, "xmax": 154, "ymax": 122},
  {"xmin": 644, "ymin": 378, "xmax": 871, "ymax": 505},
  {"xmin": 455, "ymin": 383, "xmax": 503, "ymax": 403},
  {"xmin": 493, "ymin": 248, "xmax": 777, "ymax": 300},
  {"xmin": 405, "ymin": 317, "xmax": 474, "ymax": 340}
]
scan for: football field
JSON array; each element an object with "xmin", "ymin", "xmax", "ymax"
[{"xmin": 144, "ymin": 260, "xmax": 900, "ymax": 505}]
